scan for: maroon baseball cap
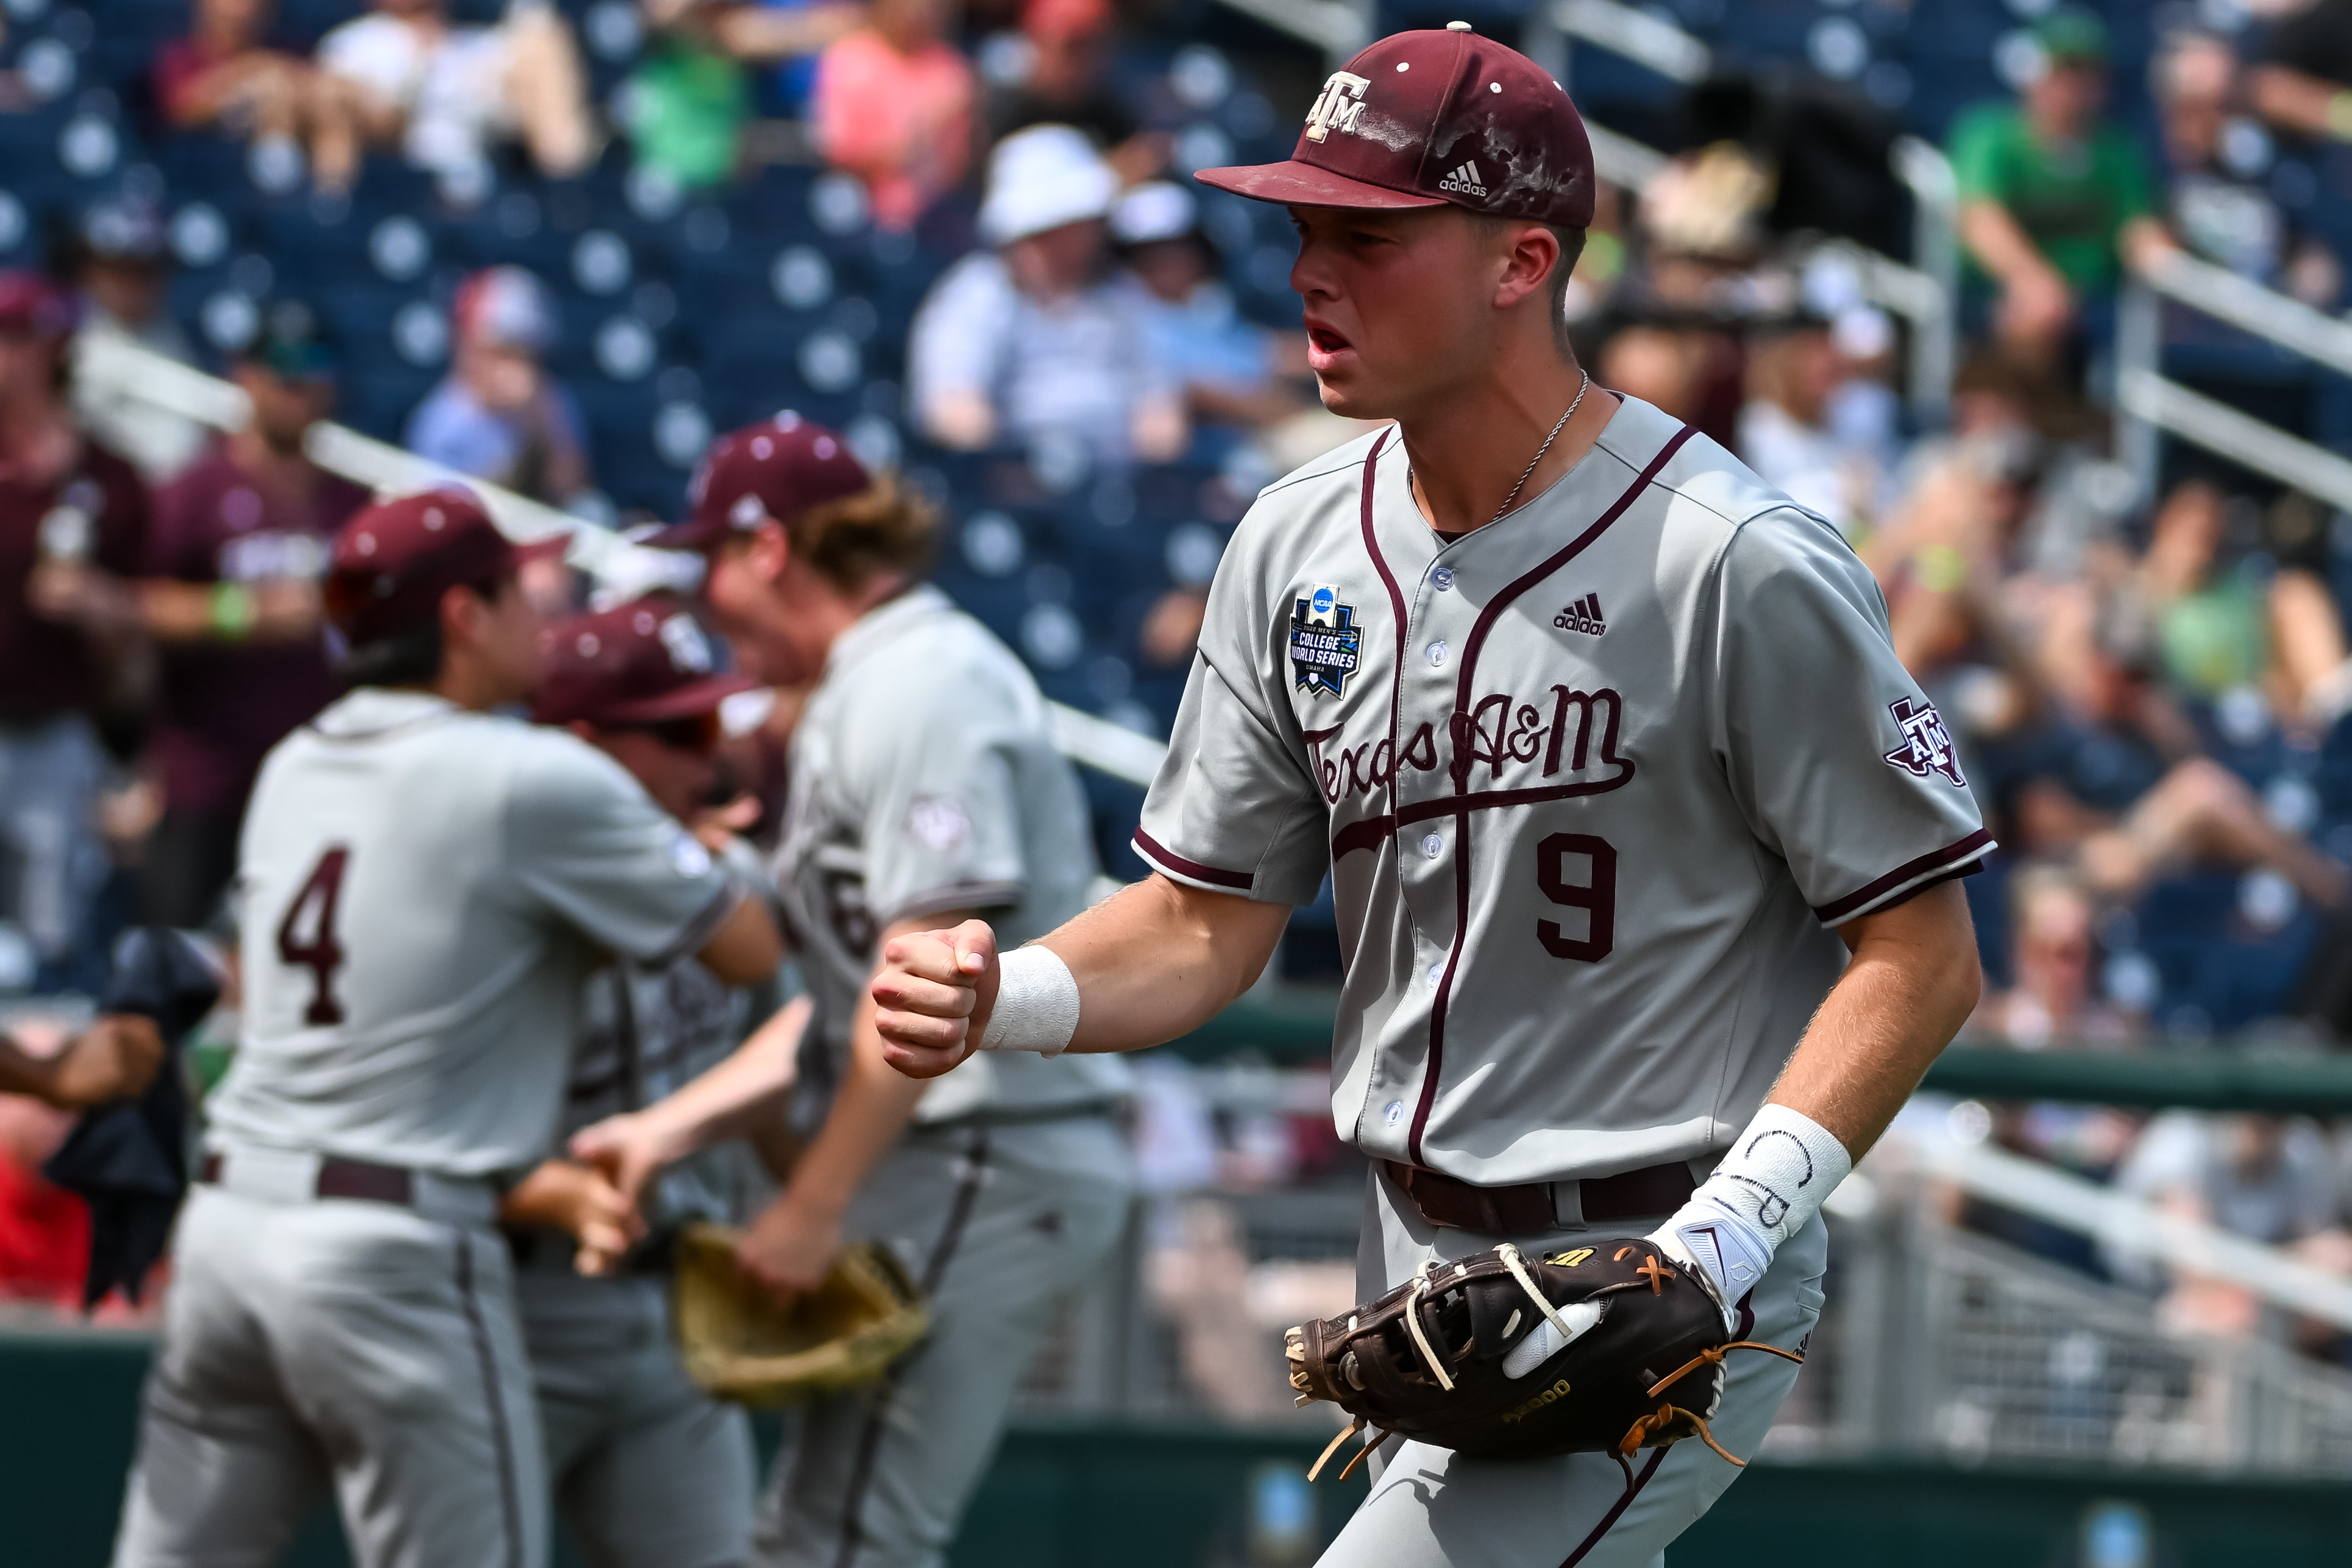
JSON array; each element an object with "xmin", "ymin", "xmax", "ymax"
[
  {"xmin": 643, "ymin": 411, "xmax": 873, "ymax": 552},
  {"xmin": 533, "ymin": 597, "xmax": 757, "ymax": 726},
  {"xmin": 0, "ymin": 271, "xmax": 77, "ymax": 338},
  {"xmin": 325, "ymin": 489, "xmax": 566, "ymax": 645},
  {"xmin": 1195, "ymin": 24, "xmax": 1594, "ymax": 230}
]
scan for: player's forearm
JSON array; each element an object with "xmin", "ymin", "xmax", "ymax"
[
  {"xmin": 781, "ymin": 1003, "xmax": 925, "ymax": 1218},
  {"xmin": 1042, "ymin": 874, "xmax": 1290, "ymax": 1054},
  {"xmin": 634, "ymin": 995, "xmax": 809, "ymax": 1162},
  {"xmin": 1768, "ymin": 880, "xmax": 1983, "ymax": 1161},
  {"xmin": 1651, "ymin": 882, "xmax": 1980, "ymax": 1307}
]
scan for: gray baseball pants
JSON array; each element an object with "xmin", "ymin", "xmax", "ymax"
[
  {"xmin": 515, "ymin": 1266, "xmax": 757, "ymax": 1568},
  {"xmin": 1316, "ymin": 1165, "xmax": 1827, "ymax": 1568},
  {"xmin": 112, "ymin": 1174, "xmax": 547, "ymax": 1568},
  {"xmin": 750, "ymin": 1115, "xmax": 1131, "ymax": 1568}
]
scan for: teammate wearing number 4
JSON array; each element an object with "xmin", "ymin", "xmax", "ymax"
[
  {"xmin": 876, "ymin": 24, "xmax": 1989, "ymax": 1568},
  {"xmin": 113, "ymin": 492, "xmax": 781, "ymax": 1568}
]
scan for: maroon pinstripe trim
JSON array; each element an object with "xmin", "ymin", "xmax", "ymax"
[
  {"xmin": 1361, "ymin": 426, "xmax": 1407, "ymax": 821},
  {"xmin": 831, "ymin": 1129, "xmax": 990, "ymax": 1568},
  {"xmin": 1811, "ymin": 828, "xmax": 1994, "ymax": 923},
  {"xmin": 1407, "ymin": 424, "xmax": 1697, "ymax": 1165},
  {"xmin": 1558, "ymin": 1446, "xmax": 1667, "ymax": 1567},
  {"xmin": 1132, "ymin": 829, "xmax": 1254, "ymax": 891},
  {"xmin": 453, "ymin": 1235, "xmax": 525, "ymax": 1568},
  {"xmin": 1452, "ymin": 425, "xmax": 1699, "ymax": 728}
]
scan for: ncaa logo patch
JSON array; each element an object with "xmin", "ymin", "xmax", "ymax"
[{"xmin": 1288, "ymin": 584, "xmax": 1363, "ymax": 698}]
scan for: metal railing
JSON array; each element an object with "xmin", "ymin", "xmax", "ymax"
[
  {"xmin": 1816, "ymin": 1144, "xmax": 2352, "ymax": 1474},
  {"xmin": 73, "ymin": 335, "xmax": 1176, "ymax": 789},
  {"xmin": 2118, "ymin": 249, "xmax": 2352, "ymax": 513}
]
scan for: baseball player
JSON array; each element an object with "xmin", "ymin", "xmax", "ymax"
[
  {"xmin": 872, "ymin": 25, "xmax": 1989, "ymax": 1567},
  {"xmin": 599, "ymin": 416, "xmax": 1135, "ymax": 1568},
  {"xmin": 504, "ymin": 595, "xmax": 791, "ymax": 1568},
  {"xmin": 112, "ymin": 492, "xmax": 783, "ymax": 1568}
]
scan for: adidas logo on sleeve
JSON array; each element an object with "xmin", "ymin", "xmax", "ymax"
[
  {"xmin": 1437, "ymin": 160, "xmax": 1488, "ymax": 197},
  {"xmin": 1553, "ymin": 593, "xmax": 1605, "ymax": 636}
]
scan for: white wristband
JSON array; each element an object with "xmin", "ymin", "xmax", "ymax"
[
  {"xmin": 1653, "ymin": 1103, "xmax": 1851, "ymax": 1309},
  {"xmin": 975, "ymin": 946, "xmax": 1079, "ymax": 1058},
  {"xmin": 1696, "ymin": 1102, "xmax": 1851, "ymax": 1247}
]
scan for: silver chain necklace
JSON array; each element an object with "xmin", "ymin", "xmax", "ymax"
[{"xmin": 1490, "ymin": 370, "xmax": 1591, "ymax": 524}]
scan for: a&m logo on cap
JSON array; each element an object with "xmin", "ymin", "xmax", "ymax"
[{"xmin": 1303, "ymin": 71, "xmax": 1371, "ymax": 143}]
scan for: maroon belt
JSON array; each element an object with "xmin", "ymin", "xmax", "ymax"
[
  {"xmin": 1382, "ymin": 1159, "xmax": 1696, "ymax": 1234},
  {"xmin": 199, "ymin": 1151, "xmax": 416, "ymax": 1206}
]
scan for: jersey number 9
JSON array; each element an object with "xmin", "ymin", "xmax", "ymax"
[
  {"xmin": 277, "ymin": 846, "xmax": 352, "ymax": 1026},
  {"xmin": 1536, "ymin": 832, "xmax": 1615, "ymax": 962}
]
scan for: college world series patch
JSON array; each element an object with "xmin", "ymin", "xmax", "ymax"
[{"xmin": 1288, "ymin": 584, "xmax": 1364, "ymax": 698}]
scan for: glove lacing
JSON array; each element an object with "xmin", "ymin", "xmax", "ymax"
[{"xmin": 1302, "ymin": 1247, "xmax": 1806, "ymax": 1494}]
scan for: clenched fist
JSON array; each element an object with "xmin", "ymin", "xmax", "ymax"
[{"xmin": 872, "ymin": 918, "xmax": 1000, "ymax": 1079}]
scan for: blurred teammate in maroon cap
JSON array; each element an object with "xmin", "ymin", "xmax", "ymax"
[
  {"xmin": 533, "ymin": 595, "xmax": 758, "ymax": 822},
  {"xmin": 113, "ymin": 482, "xmax": 784, "ymax": 1567},
  {"xmin": 323, "ymin": 486, "xmax": 566, "ymax": 705},
  {"xmin": 501, "ymin": 594, "xmax": 787, "ymax": 1568},
  {"xmin": 870, "ymin": 22, "xmax": 1987, "ymax": 1568},
  {"xmin": 1, "ymin": 268, "xmax": 148, "ymax": 982},
  {"xmin": 615, "ymin": 403, "xmax": 1135, "ymax": 1567},
  {"xmin": 647, "ymin": 410, "xmax": 936, "ymax": 690}
]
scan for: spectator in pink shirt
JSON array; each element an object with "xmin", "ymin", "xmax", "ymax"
[{"xmin": 811, "ymin": 0, "xmax": 976, "ymax": 232}]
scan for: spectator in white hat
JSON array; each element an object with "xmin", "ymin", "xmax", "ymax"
[
  {"xmin": 403, "ymin": 265, "xmax": 594, "ymax": 511},
  {"xmin": 907, "ymin": 126, "xmax": 1184, "ymax": 463},
  {"xmin": 1109, "ymin": 180, "xmax": 1308, "ymax": 446}
]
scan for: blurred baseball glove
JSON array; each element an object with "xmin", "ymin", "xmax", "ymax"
[
  {"xmin": 673, "ymin": 1222, "xmax": 931, "ymax": 1405},
  {"xmin": 1284, "ymin": 1240, "xmax": 1800, "ymax": 1489}
]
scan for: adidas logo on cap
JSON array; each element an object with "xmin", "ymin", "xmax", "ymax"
[{"xmin": 1437, "ymin": 160, "xmax": 1488, "ymax": 198}]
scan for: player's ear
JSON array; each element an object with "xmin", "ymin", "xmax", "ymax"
[
  {"xmin": 746, "ymin": 517, "xmax": 792, "ymax": 584},
  {"xmin": 438, "ymin": 580, "xmax": 480, "ymax": 643},
  {"xmin": 1492, "ymin": 222, "xmax": 1561, "ymax": 313}
]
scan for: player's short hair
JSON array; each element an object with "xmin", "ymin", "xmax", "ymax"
[
  {"xmin": 1471, "ymin": 216, "xmax": 1586, "ymax": 357},
  {"xmin": 731, "ymin": 472, "xmax": 938, "ymax": 592},
  {"xmin": 331, "ymin": 573, "xmax": 510, "ymax": 689}
]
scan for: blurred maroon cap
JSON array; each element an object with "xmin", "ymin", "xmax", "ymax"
[
  {"xmin": 1195, "ymin": 24, "xmax": 1594, "ymax": 230},
  {"xmin": 0, "ymin": 271, "xmax": 77, "ymax": 339},
  {"xmin": 533, "ymin": 597, "xmax": 756, "ymax": 726},
  {"xmin": 325, "ymin": 489, "xmax": 565, "ymax": 645},
  {"xmin": 644, "ymin": 411, "xmax": 872, "ymax": 552}
]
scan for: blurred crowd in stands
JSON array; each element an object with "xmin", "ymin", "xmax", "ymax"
[{"xmin": 0, "ymin": 0, "xmax": 2350, "ymax": 1382}]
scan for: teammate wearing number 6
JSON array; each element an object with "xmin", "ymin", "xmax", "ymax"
[
  {"xmin": 113, "ymin": 491, "xmax": 781, "ymax": 1568},
  {"xmin": 875, "ymin": 24, "xmax": 1991, "ymax": 1568}
]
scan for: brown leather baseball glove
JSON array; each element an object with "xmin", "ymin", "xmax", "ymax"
[
  {"xmin": 673, "ymin": 1223, "xmax": 931, "ymax": 1406},
  {"xmin": 1284, "ymin": 1239, "xmax": 1800, "ymax": 1489}
]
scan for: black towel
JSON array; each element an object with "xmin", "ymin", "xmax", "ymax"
[{"xmin": 41, "ymin": 929, "xmax": 221, "ymax": 1310}]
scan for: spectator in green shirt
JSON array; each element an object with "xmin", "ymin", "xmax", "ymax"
[{"xmin": 1947, "ymin": 6, "xmax": 2173, "ymax": 368}]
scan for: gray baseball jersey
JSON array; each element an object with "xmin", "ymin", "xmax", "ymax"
[
  {"xmin": 773, "ymin": 584, "xmax": 1128, "ymax": 1121},
  {"xmin": 1135, "ymin": 396, "xmax": 1991, "ymax": 1185},
  {"xmin": 211, "ymin": 687, "xmax": 744, "ymax": 1177}
]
